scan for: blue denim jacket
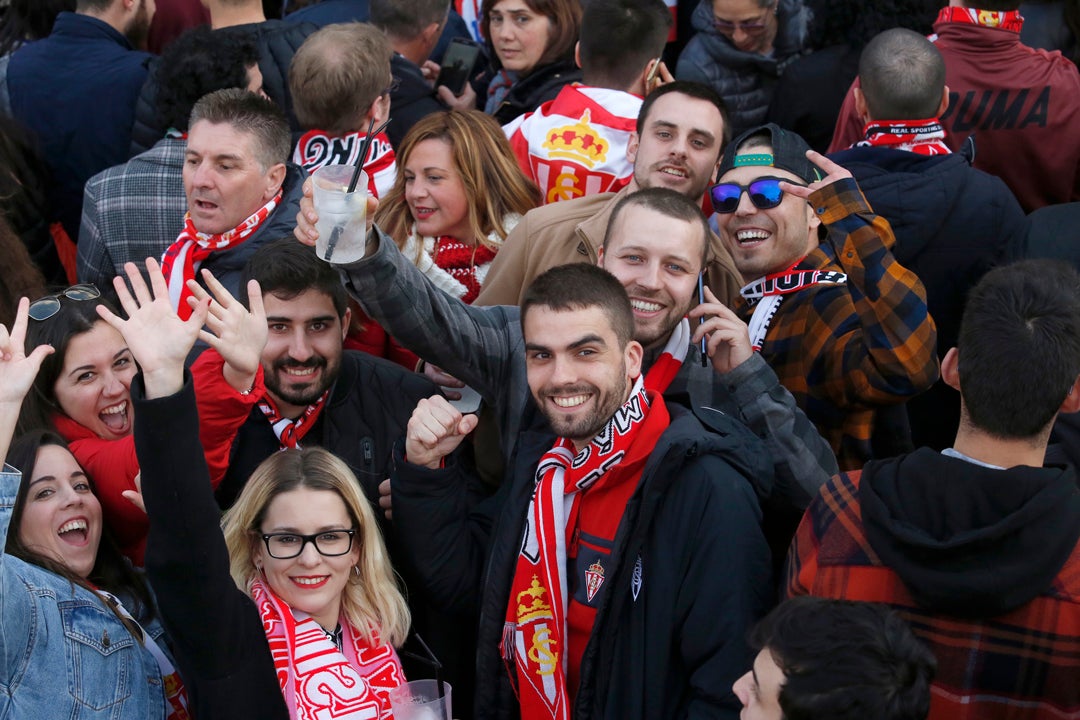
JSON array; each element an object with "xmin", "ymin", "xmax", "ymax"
[{"xmin": 0, "ymin": 465, "xmax": 173, "ymax": 718}]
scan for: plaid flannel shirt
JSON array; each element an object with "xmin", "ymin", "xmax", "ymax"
[
  {"xmin": 787, "ymin": 470, "xmax": 1080, "ymax": 719},
  {"xmin": 76, "ymin": 137, "xmax": 187, "ymax": 286},
  {"xmin": 736, "ymin": 177, "xmax": 938, "ymax": 470}
]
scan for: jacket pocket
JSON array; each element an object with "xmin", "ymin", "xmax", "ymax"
[{"xmin": 59, "ymin": 600, "xmax": 135, "ymax": 711}]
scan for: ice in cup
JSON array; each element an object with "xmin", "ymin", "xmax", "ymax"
[
  {"xmin": 388, "ymin": 680, "xmax": 452, "ymax": 720},
  {"xmin": 312, "ymin": 165, "xmax": 368, "ymax": 264}
]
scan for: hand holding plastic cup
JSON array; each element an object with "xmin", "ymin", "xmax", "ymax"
[
  {"xmin": 312, "ymin": 165, "xmax": 368, "ymax": 264},
  {"xmin": 389, "ymin": 680, "xmax": 452, "ymax": 720}
]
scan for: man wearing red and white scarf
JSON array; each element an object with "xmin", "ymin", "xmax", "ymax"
[
  {"xmin": 831, "ymin": 28, "xmax": 1027, "ymax": 451},
  {"xmin": 288, "ymin": 23, "xmax": 398, "ymax": 199},
  {"xmin": 393, "ymin": 263, "xmax": 772, "ymax": 718},
  {"xmin": 161, "ymin": 88, "xmax": 304, "ymax": 320},
  {"xmin": 828, "ymin": 1, "xmax": 1080, "ymax": 212}
]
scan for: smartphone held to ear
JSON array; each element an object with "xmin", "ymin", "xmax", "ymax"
[{"xmin": 437, "ymin": 39, "xmax": 482, "ymax": 97}]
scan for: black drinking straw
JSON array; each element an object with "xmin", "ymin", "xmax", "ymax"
[
  {"xmin": 399, "ymin": 632, "xmax": 446, "ymax": 710},
  {"xmin": 323, "ymin": 116, "xmax": 392, "ymax": 260}
]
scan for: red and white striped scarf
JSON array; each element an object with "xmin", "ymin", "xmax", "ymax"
[
  {"xmin": 432, "ymin": 236, "xmax": 499, "ymax": 304},
  {"xmin": 292, "ymin": 130, "xmax": 397, "ymax": 199},
  {"xmin": 161, "ymin": 190, "xmax": 281, "ymax": 319},
  {"xmin": 858, "ymin": 119, "xmax": 952, "ymax": 156},
  {"xmin": 257, "ymin": 390, "xmax": 329, "ymax": 450},
  {"xmin": 502, "ymin": 375, "xmax": 671, "ymax": 720},
  {"xmin": 252, "ymin": 579, "xmax": 404, "ymax": 720},
  {"xmin": 741, "ymin": 261, "xmax": 847, "ymax": 351},
  {"xmin": 936, "ymin": 6, "xmax": 1023, "ymax": 34}
]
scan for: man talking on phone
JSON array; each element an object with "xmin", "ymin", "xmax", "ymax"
[{"xmin": 505, "ymin": 0, "xmax": 676, "ymax": 204}]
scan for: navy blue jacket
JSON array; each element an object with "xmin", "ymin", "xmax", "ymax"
[
  {"xmin": 830, "ymin": 145, "xmax": 1027, "ymax": 448},
  {"xmin": 8, "ymin": 12, "xmax": 152, "ymax": 241}
]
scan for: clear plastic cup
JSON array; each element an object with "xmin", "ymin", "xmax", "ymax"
[
  {"xmin": 388, "ymin": 680, "xmax": 452, "ymax": 720},
  {"xmin": 312, "ymin": 165, "xmax": 368, "ymax": 264}
]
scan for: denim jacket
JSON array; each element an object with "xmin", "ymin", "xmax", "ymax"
[{"xmin": 0, "ymin": 465, "xmax": 173, "ymax": 719}]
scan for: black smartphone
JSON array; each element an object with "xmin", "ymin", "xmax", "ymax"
[{"xmin": 436, "ymin": 38, "xmax": 481, "ymax": 97}]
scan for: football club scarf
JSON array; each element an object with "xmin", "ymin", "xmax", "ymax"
[
  {"xmin": 292, "ymin": 130, "xmax": 397, "ymax": 198},
  {"xmin": 936, "ymin": 6, "xmax": 1023, "ymax": 33},
  {"xmin": 858, "ymin": 119, "xmax": 952, "ymax": 156},
  {"xmin": 642, "ymin": 317, "xmax": 690, "ymax": 392},
  {"xmin": 502, "ymin": 375, "xmax": 669, "ymax": 720},
  {"xmin": 257, "ymin": 390, "xmax": 329, "ymax": 449},
  {"xmin": 252, "ymin": 579, "xmax": 404, "ymax": 720},
  {"xmin": 162, "ymin": 190, "xmax": 281, "ymax": 319},
  {"xmin": 741, "ymin": 261, "xmax": 847, "ymax": 351},
  {"xmin": 432, "ymin": 236, "xmax": 499, "ymax": 304}
]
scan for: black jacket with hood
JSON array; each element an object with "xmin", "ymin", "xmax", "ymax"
[{"xmin": 392, "ymin": 401, "xmax": 774, "ymax": 719}]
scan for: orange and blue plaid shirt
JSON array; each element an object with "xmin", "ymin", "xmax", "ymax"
[
  {"xmin": 736, "ymin": 178, "xmax": 938, "ymax": 470},
  {"xmin": 787, "ymin": 467, "xmax": 1080, "ymax": 719}
]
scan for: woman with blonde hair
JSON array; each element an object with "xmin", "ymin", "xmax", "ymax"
[
  {"xmin": 99, "ymin": 263, "xmax": 410, "ymax": 719},
  {"xmin": 349, "ymin": 108, "xmax": 540, "ymax": 366}
]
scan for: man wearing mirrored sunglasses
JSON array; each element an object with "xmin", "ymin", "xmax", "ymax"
[
  {"xmin": 713, "ymin": 122, "xmax": 938, "ymax": 470},
  {"xmin": 676, "ymin": 0, "xmax": 809, "ymax": 135}
]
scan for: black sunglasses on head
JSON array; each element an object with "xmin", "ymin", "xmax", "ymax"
[
  {"xmin": 709, "ymin": 177, "xmax": 805, "ymax": 214},
  {"xmin": 28, "ymin": 284, "xmax": 101, "ymax": 322}
]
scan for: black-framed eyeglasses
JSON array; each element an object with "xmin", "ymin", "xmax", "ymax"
[
  {"xmin": 28, "ymin": 284, "xmax": 101, "ymax": 322},
  {"xmin": 709, "ymin": 177, "xmax": 804, "ymax": 214},
  {"xmin": 260, "ymin": 529, "xmax": 357, "ymax": 559},
  {"xmin": 713, "ymin": 4, "xmax": 776, "ymax": 35}
]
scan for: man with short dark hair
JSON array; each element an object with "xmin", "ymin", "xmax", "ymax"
[
  {"xmin": 788, "ymin": 259, "xmax": 1080, "ymax": 719},
  {"xmin": 829, "ymin": 0, "xmax": 1080, "ymax": 211},
  {"xmin": 7, "ymin": 0, "xmax": 154, "ymax": 242},
  {"xmin": 504, "ymin": 0, "xmax": 673, "ymax": 204},
  {"xmin": 676, "ymin": 0, "xmax": 809, "ymax": 135},
  {"xmin": 161, "ymin": 88, "xmax": 304, "ymax": 317},
  {"xmin": 289, "ymin": 22, "xmax": 396, "ymax": 197},
  {"xmin": 829, "ymin": 28, "xmax": 1027, "ymax": 450},
  {"xmin": 78, "ymin": 27, "xmax": 263, "ymax": 288},
  {"xmin": 477, "ymin": 80, "xmax": 741, "ymax": 307},
  {"xmin": 734, "ymin": 597, "xmax": 936, "ymax": 720},
  {"xmin": 393, "ymin": 262, "xmax": 772, "ymax": 717},
  {"xmin": 713, "ymin": 123, "xmax": 938, "ymax": 469}
]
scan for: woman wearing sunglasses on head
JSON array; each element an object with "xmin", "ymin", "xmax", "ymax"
[
  {"xmin": 100, "ymin": 267, "xmax": 408, "ymax": 719},
  {"xmin": 0, "ymin": 299, "xmax": 189, "ymax": 719},
  {"xmin": 17, "ymin": 259, "xmax": 268, "ymax": 565}
]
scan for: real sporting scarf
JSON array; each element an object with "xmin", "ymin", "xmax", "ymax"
[
  {"xmin": 642, "ymin": 316, "xmax": 689, "ymax": 392},
  {"xmin": 292, "ymin": 129, "xmax": 397, "ymax": 199},
  {"xmin": 936, "ymin": 6, "xmax": 1023, "ymax": 34},
  {"xmin": 741, "ymin": 261, "xmax": 847, "ymax": 351},
  {"xmin": 401, "ymin": 217, "xmax": 519, "ymax": 303},
  {"xmin": 257, "ymin": 389, "xmax": 329, "ymax": 450},
  {"xmin": 502, "ymin": 376, "xmax": 668, "ymax": 720},
  {"xmin": 858, "ymin": 119, "xmax": 952, "ymax": 156},
  {"xmin": 252, "ymin": 579, "xmax": 404, "ymax": 720},
  {"xmin": 161, "ymin": 190, "xmax": 281, "ymax": 319},
  {"xmin": 432, "ymin": 236, "xmax": 499, "ymax": 304}
]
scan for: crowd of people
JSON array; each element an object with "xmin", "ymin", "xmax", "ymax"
[{"xmin": 0, "ymin": 0, "xmax": 1078, "ymax": 717}]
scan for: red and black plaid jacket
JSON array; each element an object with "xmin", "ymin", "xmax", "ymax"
[
  {"xmin": 737, "ymin": 178, "xmax": 938, "ymax": 470},
  {"xmin": 787, "ymin": 468, "xmax": 1080, "ymax": 719}
]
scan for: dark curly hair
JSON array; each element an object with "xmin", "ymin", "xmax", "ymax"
[
  {"xmin": 805, "ymin": 0, "xmax": 941, "ymax": 52},
  {"xmin": 154, "ymin": 25, "xmax": 260, "ymax": 132}
]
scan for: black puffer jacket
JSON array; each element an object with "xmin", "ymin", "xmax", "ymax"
[
  {"xmin": 829, "ymin": 144, "xmax": 1027, "ymax": 449},
  {"xmin": 675, "ymin": 0, "xmax": 808, "ymax": 135},
  {"xmin": 129, "ymin": 19, "xmax": 317, "ymax": 155},
  {"xmin": 392, "ymin": 402, "xmax": 773, "ymax": 719},
  {"xmin": 482, "ymin": 58, "xmax": 582, "ymax": 125}
]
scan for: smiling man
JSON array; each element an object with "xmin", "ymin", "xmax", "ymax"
[
  {"xmin": 474, "ymin": 80, "xmax": 742, "ymax": 308},
  {"xmin": 161, "ymin": 88, "xmax": 304, "ymax": 320},
  {"xmin": 714, "ymin": 122, "xmax": 938, "ymax": 469},
  {"xmin": 392, "ymin": 263, "xmax": 772, "ymax": 718}
]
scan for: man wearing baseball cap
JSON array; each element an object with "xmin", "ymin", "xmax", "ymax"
[{"xmin": 712, "ymin": 123, "xmax": 938, "ymax": 470}]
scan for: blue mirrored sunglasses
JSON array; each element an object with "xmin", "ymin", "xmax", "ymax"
[{"xmin": 709, "ymin": 177, "xmax": 803, "ymax": 214}]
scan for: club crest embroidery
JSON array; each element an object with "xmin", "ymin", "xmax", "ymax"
[{"xmin": 584, "ymin": 560, "xmax": 605, "ymax": 603}]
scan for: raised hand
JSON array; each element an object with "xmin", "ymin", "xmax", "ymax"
[
  {"xmin": 294, "ymin": 177, "xmax": 379, "ymax": 248},
  {"xmin": 405, "ymin": 395, "xmax": 479, "ymax": 469},
  {"xmin": 779, "ymin": 150, "xmax": 853, "ymax": 200},
  {"xmin": 0, "ymin": 298, "xmax": 55, "ymax": 462},
  {"xmin": 688, "ymin": 286, "xmax": 754, "ymax": 374},
  {"xmin": 96, "ymin": 258, "xmax": 210, "ymax": 399},
  {"xmin": 186, "ymin": 271, "xmax": 267, "ymax": 394}
]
